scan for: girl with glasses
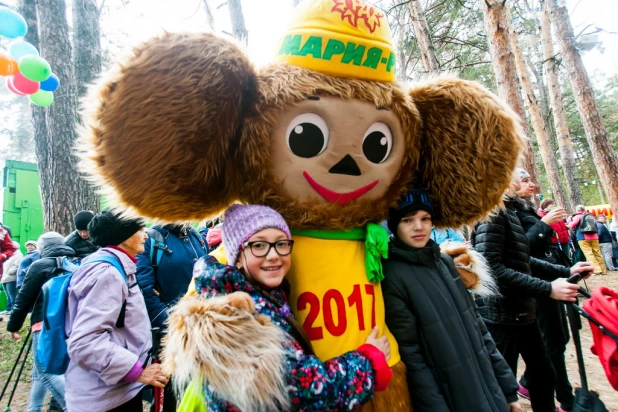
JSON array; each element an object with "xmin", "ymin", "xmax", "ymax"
[{"xmin": 163, "ymin": 204, "xmax": 393, "ymax": 411}]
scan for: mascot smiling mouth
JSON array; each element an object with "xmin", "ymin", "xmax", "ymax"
[{"xmin": 303, "ymin": 171, "xmax": 379, "ymax": 206}]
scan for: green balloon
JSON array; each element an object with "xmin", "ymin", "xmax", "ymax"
[
  {"xmin": 19, "ymin": 55, "xmax": 51, "ymax": 82},
  {"xmin": 29, "ymin": 90, "xmax": 54, "ymax": 107}
]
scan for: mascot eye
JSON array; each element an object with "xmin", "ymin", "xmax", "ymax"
[
  {"xmin": 362, "ymin": 122, "xmax": 393, "ymax": 164},
  {"xmin": 286, "ymin": 113, "xmax": 330, "ymax": 158}
]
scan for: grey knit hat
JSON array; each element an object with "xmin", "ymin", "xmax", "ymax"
[{"xmin": 37, "ymin": 232, "xmax": 65, "ymax": 252}]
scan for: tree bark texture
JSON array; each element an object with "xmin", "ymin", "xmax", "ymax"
[
  {"xmin": 509, "ymin": 23, "xmax": 569, "ymax": 210},
  {"xmin": 36, "ymin": 0, "xmax": 100, "ymax": 234},
  {"xmin": 73, "ymin": 0, "xmax": 102, "ymax": 100},
  {"xmin": 539, "ymin": 1, "xmax": 584, "ymax": 209},
  {"xmin": 202, "ymin": 0, "xmax": 216, "ymax": 32},
  {"xmin": 228, "ymin": 0, "xmax": 248, "ymax": 46},
  {"xmin": 480, "ymin": 0, "xmax": 540, "ymax": 187},
  {"xmin": 20, "ymin": 0, "xmax": 48, "ymax": 171},
  {"xmin": 407, "ymin": 0, "xmax": 440, "ymax": 75},
  {"xmin": 548, "ymin": 0, "xmax": 618, "ymax": 213}
]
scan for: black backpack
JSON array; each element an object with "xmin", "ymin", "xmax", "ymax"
[{"xmin": 579, "ymin": 213, "xmax": 598, "ymax": 234}]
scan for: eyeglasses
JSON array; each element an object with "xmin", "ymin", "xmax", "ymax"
[{"xmin": 242, "ymin": 240, "xmax": 294, "ymax": 257}]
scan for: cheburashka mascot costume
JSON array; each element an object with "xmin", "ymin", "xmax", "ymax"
[{"xmin": 77, "ymin": 0, "xmax": 524, "ymax": 409}]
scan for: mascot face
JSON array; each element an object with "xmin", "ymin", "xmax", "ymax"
[
  {"xmin": 271, "ymin": 96, "xmax": 406, "ymax": 205},
  {"xmin": 77, "ymin": 0, "xmax": 524, "ymax": 231}
]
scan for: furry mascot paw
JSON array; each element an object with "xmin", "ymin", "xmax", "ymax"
[
  {"xmin": 162, "ymin": 292, "xmax": 290, "ymax": 412},
  {"xmin": 78, "ymin": 0, "xmax": 525, "ymax": 410},
  {"xmin": 440, "ymin": 241, "xmax": 498, "ymax": 297}
]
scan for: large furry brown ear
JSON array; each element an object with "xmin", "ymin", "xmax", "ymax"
[
  {"xmin": 409, "ymin": 77, "xmax": 525, "ymax": 227},
  {"xmin": 78, "ymin": 32, "xmax": 257, "ymax": 220}
]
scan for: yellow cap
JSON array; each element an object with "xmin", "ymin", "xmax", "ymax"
[{"xmin": 276, "ymin": 0, "xmax": 396, "ymax": 82}]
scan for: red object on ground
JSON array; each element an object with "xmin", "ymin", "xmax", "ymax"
[{"xmin": 582, "ymin": 286, "xmax": 618, "ymax": 391}]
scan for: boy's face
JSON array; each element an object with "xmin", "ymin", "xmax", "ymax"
[{"xmin": 396, "ymin": 210, "xmax": 433, "ymax": 248}]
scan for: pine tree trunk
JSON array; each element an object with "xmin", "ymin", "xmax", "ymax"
[
  {"xmin": 548, "ymin": 0, "xmax": 618, "ymax": 213},
  {"xmin": 407, "ymin": 0, "xmax": 440, "ymax": 75},
  {"xmin": 228, "ymin": 0, "xmax": 248, "ymax": 46},
  {"xmin": 73, "ymin": 0, "xmax": 102, "ymax": 99},
  {"xmin": 509, "ymin": 22, "xmax": 569, "ymax": 209},
  {"xmin": 480, "ymin": 0, "xmax": 540, "ymax": 186},
  {"xmin": 202, "ymin": 0, "xmax": 216, "ymax": 32},
  {"xmin": 20, "ymin": 0, "xmax": 48, "ymax": 181},
  {"xmin": 36, "ymin": 0, "xmax": 100, "ymax": 234},
  {"xmin": 539, "ymin": 1, "xmax": 584, "ymax": 209}
]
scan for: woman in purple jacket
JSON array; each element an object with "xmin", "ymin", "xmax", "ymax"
[{"xmin": 65, "ymin": 211, "xmax": 169, "ymax": 411}]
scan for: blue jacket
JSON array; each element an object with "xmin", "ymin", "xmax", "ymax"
[
  {"xmin": 597, "ymin": 222, "xmax": 613, "ymax": 244},
  {"xmin": 136, "ymin": 226, "xmax": 208, "ymax": 328},
  {"xmin": 16, "ymin": 250, "xmax": 40, "ymax": 289},
  {"xmin": 431, "ymin": 228, "xmax": 465, "ymax": 245}
]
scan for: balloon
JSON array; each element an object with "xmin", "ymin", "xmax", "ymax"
[
  {"xmin": 29, "ymin": 89, "xmax": 53, "ymax": 107},
  {"xmin": 9, "ymin": 40, "xmax": 39, "ymax": 61},
  {"xmin": 19, "ymin": 55, "xmax": 51, "ymax": 82},
  {"xmin": 12, "ymin": 72, "xmax": 39, "ymax": 94},
  {"xmin": 5, "ymin": 76, "xmax": 26, "ymax": 96},
  {"xmin": 0, "ymin": 51, "xmax": 18, "ymax": 76},
  {"xmin": 40, "ymin": 73, "xmax": 59, "ymax": 92},
  {"xmin": 0, "ymin": 6, "xmax": 27, "ymax": 39}
]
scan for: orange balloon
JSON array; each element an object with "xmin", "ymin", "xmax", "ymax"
[{"xmin": 0, "ymin": 51, "xmax": 18, "ymax": 76}]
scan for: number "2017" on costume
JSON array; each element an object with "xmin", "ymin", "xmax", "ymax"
[{"xmin": 297, "ymin": 284, "xmax": 376, "ymax": 340}]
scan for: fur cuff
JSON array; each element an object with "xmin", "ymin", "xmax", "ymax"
[
  {"xmin": 440, "ymin": 241, "xmax": 497, "ymax": 297},
  {"xmin": 161, "ymin": 292, "xmax": 290, "ymax": 411}
]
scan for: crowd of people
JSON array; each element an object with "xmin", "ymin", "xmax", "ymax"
[{"xmin": 0, "ymin": 168, "xmax": 614, "ymax": 411}]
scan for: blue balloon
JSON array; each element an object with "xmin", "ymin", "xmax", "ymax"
[
  {"xmin": 0, "ymin": 6, "xmax": 28, "ymax": 39},
  {"xmin": 40, "ymin": 73, "xmax": 59, "ymax": 92},
  {"xmin": 9, "ymin": 40, "xmax": 39, "ymax": 61}
]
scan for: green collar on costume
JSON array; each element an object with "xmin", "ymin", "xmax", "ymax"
[{"xmin": 291, "ymin": 223, "xmax": 389, "ymax": 283}]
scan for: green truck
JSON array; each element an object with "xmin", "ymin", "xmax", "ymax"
[{"xmin": 1, "ymin": 160, "xmax": 45, "ymax": 254}]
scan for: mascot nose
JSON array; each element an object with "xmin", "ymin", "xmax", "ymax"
[{"xmin": 329, "ymin": 154, "xmax": 361, "ymax": 176}]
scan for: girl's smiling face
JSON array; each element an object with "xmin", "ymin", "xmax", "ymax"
[{"xmin": 236, "ymin": 228, "xmax": 293, "ymax": 289}]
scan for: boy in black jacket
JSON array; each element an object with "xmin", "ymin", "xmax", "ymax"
[{"xmin": 382, "ymin": 189, "xmax": 521, "ymax": 412}]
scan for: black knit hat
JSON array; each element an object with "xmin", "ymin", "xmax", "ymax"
[
  {"xmin": 387, "ymin": 188, "xmax": 434, "ymax": 234},
  {"xmin": 88, "ymin": 211, "xmax": 145, "ymax": 247},
  {"xmin": 74, "ymin": 211, "xmax": 95, "ymax": 231}
]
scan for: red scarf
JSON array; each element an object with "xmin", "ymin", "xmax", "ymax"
[{"xmin": 106, "ymin": 245, "xmax": 138, "ymax": 263}]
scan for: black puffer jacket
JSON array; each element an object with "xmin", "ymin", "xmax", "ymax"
[
  {"xmin": 512, "ymin": 197, "xmax": 571, "ymax": 348},
  {"xmin": 65, "ymin": 230, "xmax": 98, "ymax": 258},
  {"xmin": 7, "ymin": 244, "xmax": 76, "ymax": 332},
  {"xmin": 383, "ymin": 238, "xmax": 518, "ymax": 412},
  {"xmin": 472, "ymin": 200, "xmax": 570, "ymax": 325}
]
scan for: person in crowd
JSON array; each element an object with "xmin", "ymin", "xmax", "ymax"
[
  {"xmin": 65, "ymin": 211, "xmax": 167, "ymax": 412},
  {"xmin": 0, "ymin": 225, "xmax": 17, "ymax": 283},
  {"xmin": 610, "ymin": 217, "xmax": 618, "ymax": 243},
  {"xmin": 1, "ymin": 242, "xmax": 22, "ymax": 314},
  {"xmin": 136, "ymin": 223, "xmax": 208, "ymax": 411},
  {"xmin": 381, "ymin": 189, "xmax": 520, "ymax": 412},
  {"xmin": 16, "ymin": 240, "xmax": 40, "ymax": 290},
  {"xmin": 568, "ymin": 205, "xmax": 606, "ymax": 275},
  {"xmin": 538, "ymin": 198, "xmax": 571, "ymax": 260},
  {"xmin": 509, "ymin": 169, "xmax": 574, "ymax": 412},
  {"xmin": 163, "ymin": 205, "xmax": 392, "ymax": 411},
  {"xmin": 64, "ymin": 211, "xmax": 98, "ymax": 258},
  {"xmin": 0, "ymin": 221, "xmax": 12, "ymax": 237},
  {"xmin": 137, "ymin": 223, "xmax": 208, "ymax": 328},
  {"xmin": 8, "ymin": 232, "xmax": 75, "ymax": 411},
  {"xmin": 472, "ymin": 173, "xmax": 594, "ymax": 412},
  {"xmin": 596, "ymin": 214, "xmax": 615, "ymax": 272},
  {"xmin": 430, "ymin": 226, "xmax": 465, "ymax": 245}
]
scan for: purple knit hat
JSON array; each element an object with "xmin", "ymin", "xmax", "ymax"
[{"xmin": 223, "ymin": 204, "xmax": 292, "ymax": 264}]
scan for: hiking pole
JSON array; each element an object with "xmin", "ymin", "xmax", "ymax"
[
  {"xmin": 151, "ymin": 327, "xmax": 164, "ymax": 412},
  {"xmin": 4, "ymin": 331, "xmax": 33, "ymax": 412},
  {"xmin": 0, "ymin": 329, "xmax": 32, "ymax": 403}
]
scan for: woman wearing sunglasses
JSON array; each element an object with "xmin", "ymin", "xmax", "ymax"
[{"xmin": 164, "ymin": 204, "xmax": 392, "ymax": 411}]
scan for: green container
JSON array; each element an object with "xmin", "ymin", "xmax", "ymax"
[
  {"xmin": 1, "ymin": 160, "xmax": 45, "ymax": 254},
  {"xmin": 0, "ymin": 288, "xmax": 7, "ymax": 312}
]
